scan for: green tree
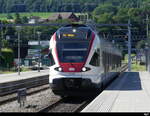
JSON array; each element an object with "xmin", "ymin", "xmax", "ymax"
[
  {"xmin": 2, "ymin": 39, "xmax": 9, "ymax": 48},
  {"xmin": 1, "ymin": 48, "xmax": 14, "ymax": 69},
  {"xmin": 14, "ymin": 13, "xmax": 22, "ymax": 24},
  {"xmin": 7, "ymin": 13, "xmax": 13, "ymax": 19},
  {"xmin": 136, "ymin": 40, "xmax": 146, "ymax": 49},
  {"xmin": 112, "ymin": 8, "xmax": 129, "ymax": 23},
  {"xmin": 97, "ymin": 13, "xmax": 113, "ymax": 23},
  {"xmin": 22, "ymin": 16, "xmax": 29, "ymax": 23},
  {"xmin": 93, "ymin": 3, "xmax": 118, "ymax": 16}
]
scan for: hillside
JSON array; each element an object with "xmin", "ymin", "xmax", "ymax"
[{"xmin": 0, "ymin": 0, "xmax": 149, "ymax": 13}]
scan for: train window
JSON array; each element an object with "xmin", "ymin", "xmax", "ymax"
[
  {"xmin": 112, "ymin": 55, "xmax": 115, "ymax": 70},
  {"xmin": 102, "ymin": 52, "xmax": 106, "ymax": 72},
  {"xmin": 89, "ymin": 52, "xmax": 100, "ymax": 66},
  {"xmin": 102, "ymin": 52, "xmax": 110, "ymax": 73},
  {"xmin": 106, "ymin": 53, "xmax": 109, "ymax": 72},
  {"xmin": 48, "ymin": 50, "xmax": 55, "ymax": 66},
  {"xmin": 57, "ymin": 42, "xmax": 89, "ymax": 63},
  {"xmin": 61, "ymin": 51, "xmax": 86, "ymax": 62},
  {"xmin": 109, "ymin": 53, "xmax": 112, "ymax": 71}
]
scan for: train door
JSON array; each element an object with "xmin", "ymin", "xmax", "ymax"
[{"xmin": 88, "ymin": 48, "xmax": 102, "ymax": 84}]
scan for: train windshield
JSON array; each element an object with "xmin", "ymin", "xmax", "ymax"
[{"xmin": 57, "ymin": 42, "xmax": 89, "ymax": 63}]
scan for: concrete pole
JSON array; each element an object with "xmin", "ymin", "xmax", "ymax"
[
  {"xmin": 0, "ymin": 22, "xmax": 3, "ymax": 57},
  {"xmin": 128, "ymin": 19, "xmax": 131, "ymax": 72},
  {"xmin": 0, "ymin": 24, "xmax": 2, "ymax": 72},
  {"xmin": 16, "ymin": 26, "xmax": 22, "ymax": 75},
  {"xmin": 0, "ymin": 26, "xmax": 2, "ymax": 57},
  {"xmin": 146, "ymin": 14, "xmax": 149, "ymax": 42},
  {"xmin": 18, "ymin": 30, "xmax": 20, "ymax": 75},
  {"xmin": 37, "ymin": 31, "xmax": 41, "ymax": 72},
  {"xmin": 145, "ymin": 43, "xmax": 148, "ymax": 71},
  {"xmin": 146, "ymin": 14, "xmax": 149, "ymax": 71}
]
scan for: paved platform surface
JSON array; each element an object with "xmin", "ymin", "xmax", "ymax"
[
  {"xmin": 82, "ymin": 72, "xmax": 150, "ymax": 112},
  {"xmin": 0, "ymin": 69, "xmax": 49, "ymax": 84}
]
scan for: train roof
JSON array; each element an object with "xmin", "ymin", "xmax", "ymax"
[
  {"xmin": 60, "ymin": 24, "xmax": 94, "ymax": 31},
  {"xmin": 64, "ymin": 24, "xmax": 88, "ymax": 27}
]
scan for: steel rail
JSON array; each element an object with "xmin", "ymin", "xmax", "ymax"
[
  {"xmin": 37, "ymin": 99, "xmax": 64, "ymax": 112},
  {"xmin": 37, "ymin": 97, "xmax": 91, "ymax": 113}
]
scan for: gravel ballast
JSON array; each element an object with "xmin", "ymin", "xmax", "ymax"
[{"xmin": 0, "ymin": 88, "xmax": 60, "ymax": 112}]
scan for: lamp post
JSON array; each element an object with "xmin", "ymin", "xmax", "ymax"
[
  {"xmin": 16, "ymin": 26, "xmax": 22, "ymax": 75},
  {"xmin": 37, "ymin": 31, "xmax": 41, "ymax": 72}
]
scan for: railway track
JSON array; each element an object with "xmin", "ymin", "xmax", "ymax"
[
  {"xmin": 0, "ymin": 74, "xmax": 49, "ymax": 105},
  {"xmin": 0, "ymin": 64, "xmax": 128, "ymax": 111},
  {"xmin": 38, "ymin": 97, "xmax": 93, "ymax": 112},
  {"xmin": 0, "ymin": 84, "xmax": 49, "ymax": 105},
  {"xmin": 0, "ymin": 76, "xmax": 49, "ymax": 96}
]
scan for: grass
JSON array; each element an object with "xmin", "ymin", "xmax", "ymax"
[
  {"xmin": 0, "ymin": 71, "xmax": 15, "ymax": 74},
  {"xmin": 0, "ymin": 12, "xmax": 53, "ymax": 20},
  {"xmin": 131, "ymin": 61, "xmax": 146, "ymax": 71},
  {"xmin": 0, "ymin": 67, "xmax": 32, "ymax": 74},
  {"xmin": 0, "ymin": 12, "xmax": 85, "ymax": 20},
  {"xmin": 122, "ymin": 54, "xmax": 146, "ymax": 71}
]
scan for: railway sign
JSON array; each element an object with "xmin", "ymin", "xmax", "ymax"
[{"xmin": 17, "ymin": 88, "xmax": 27, "ymax": 107}]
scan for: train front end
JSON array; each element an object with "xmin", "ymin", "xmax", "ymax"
[{"xmin": 48, "ymin": 24, "xmax": 100, "ymax": 96}]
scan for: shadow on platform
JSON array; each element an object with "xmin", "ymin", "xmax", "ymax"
[{"xmin": 107, "ymin": 72, "xmax": 142, "ymax": 91}]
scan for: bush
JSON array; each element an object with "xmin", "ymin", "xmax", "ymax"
[
  {"xmin": 1, "ymin": 48, "xmax": 14, "ymax": 68},
  {"xmin": 0, "ymin": 55, "xmax": 6, "ymax": 67}
]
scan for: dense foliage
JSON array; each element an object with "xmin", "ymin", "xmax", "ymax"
[
  {"xmin": 0, "ymin": 0, "xmax": 149, "ymax": 13},
  {"xmin": 0, "ymin": 0, "xmax": 99, "ymax": 13},
  {"xmin": 92, "ymin": 0, "xmax": 150, "ymax": 28},
  {"xmin": 1, "ymin": 48, "xmax": 14, "ymax": 68}
]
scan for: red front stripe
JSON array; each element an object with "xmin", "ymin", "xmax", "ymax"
[
  {"xmin": 54, "ymin": 32, "xmax": 95, "ymax": 72},
  {"xmin": 60, "ymin": 63, "xmax": 84, "ymax": 72}
]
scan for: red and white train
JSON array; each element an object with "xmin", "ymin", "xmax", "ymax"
[{"xmin": 48, "ymin": 24, "xmax": 122, "ymax": 97}]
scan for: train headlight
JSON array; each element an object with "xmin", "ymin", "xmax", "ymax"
[
  {"xmin": 54, "ymin": 67, "xmax": 63, "ymax": 72},
  {"xmin": 58, "ymin": 67, "xmax": 62, "ymax": 72},
  {"xmin": 72, "ymin": 29, "xmax": 76, "ymax": 33},
  {"xmin": 82, "ymin": 67, "xmax": 86, "ymax": 72},
  {"xmin": 82, "ymin": 67, "xmax": 91, "ymax": 72}
]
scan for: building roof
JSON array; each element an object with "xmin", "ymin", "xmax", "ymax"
[{"xmin": 47, "ymin": 12, "xmax": 79, "ymax": 21}]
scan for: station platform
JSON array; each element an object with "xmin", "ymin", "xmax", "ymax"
[
  {"xmin": 0, "ymin": 69, "xmax": 49, "ymax": 84},
  {"xmin": 82, "ymin": 71, "xmax": 150, "ymax": 112}
]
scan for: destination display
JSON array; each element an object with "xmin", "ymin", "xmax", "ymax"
[
  {"xmin": 61, "ymin": 32, "xmax": 86, "ymax": 39},
  {"xmin": 57, "ymin": 27, "xmax": 92, "ymax": 40},
  {"xmin": 62, "ymin": 33, "xmax": 75, "ymax": 37}
]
